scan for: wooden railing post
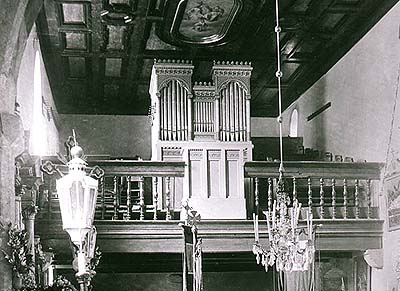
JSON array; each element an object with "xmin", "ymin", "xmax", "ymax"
[
  {"xmin": 153, "ymin": 178, "xmax": 158, "ymax": 220},
  {"xmin": 165, "ymin": 177, "xmax": 172, "ymax": 220},
  {"xmin": 355, "ymin": 179, "xmax": 360, "ymax": 219},
  {"xmin": 126, "ymin": 176, "xmax": 131, "ymax": 220},
  {"xmin": 331, "ymin": 178, "xmax": 336, "ymax": 219},
  {"xmin": 292, "ymin": 177, "xmax": 297, "ymax": 202},
  {"xmin": 139, "ymin": 176, "xmax": 145, "ymax": 220},
  {"xmin": 308, "ymin": 178, "xmax": 313, "ymax": 215},
  {"xmin": 267, "ymin": 178, "xmax": 272, "ymax": 215},
  {"xmin": 343, "ymin": 179, "xmax": 348, "ymax": 219},
  {"xmin": 113, "ymin": 176, "xmax": 119, "ymax": 220},
  {"xmin": 100, "ymin": 177, "xmax": 105, "ymax": 220},
  {"xmin": 367, "ymin": 179, "xmax": 371, "ymax": 219},
  {"xmin": 254, "ymin": 178, "xmax": 259, "ymax": 215},
  {"xmin": 319, "ymin": 178, "xmax": 325, "ymax": 219}
]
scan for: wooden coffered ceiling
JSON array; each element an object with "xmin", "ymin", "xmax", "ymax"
[{"xmin": 36, "ymin": 0, "xmax": 398, "ymax": 117}]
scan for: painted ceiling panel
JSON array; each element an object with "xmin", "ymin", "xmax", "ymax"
[
  {"xmin": 106, "ymin": 26, "xmax": 126, "ymax": 50},
  {"xmin": 67, "ymin": 57, "xmax": 87, "ymax": 78},
  {"xmin": 64, "ymin": 32, "xmax": 87, "ymax": 50},
  {"xmin": 105, "ymin": 58, "xmax": 123, "ymax": 78},
  {"xmin": 62, "ymin": 3, "xmax": 85, "ymax": 23}
]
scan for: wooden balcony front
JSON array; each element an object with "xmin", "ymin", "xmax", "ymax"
[{"xmin": 36, "ymin": 158, "xmax": 384, "ymax": 256}]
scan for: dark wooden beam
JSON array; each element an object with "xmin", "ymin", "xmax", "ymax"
[
  {"xmin": 36, "ymin": 219, "xmax": 383, "ymax": 255},
  {"xmin": 244, "ymin": 161, "xmax": 384, "ymax": 179}
]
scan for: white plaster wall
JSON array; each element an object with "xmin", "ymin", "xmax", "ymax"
[
  {"xmin": 281, "ymin": 2, "xmax": 400, "ymax": 163},
  {"xmin": 280, "ymin": 2, "xmax": 400, "ymax": 289},
  {"xmin": 16, "ymin": 26, "xmax": 60, "ymax": 155}
]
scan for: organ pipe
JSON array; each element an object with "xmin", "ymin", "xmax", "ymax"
[
  {"xmin": 172, "ymin": 80, "xmax": 177, "ymax": 141},
  {"xmin": 159, "ymin": 81, "xmax": 191, "ymax": 141},
  {"xmin": 167, "ymin": 84, "xmax": 172, "ymax": 140},
  {"xmin": 238, "ymin": 86, "xmax": 243, "ymax": 141},
  {"xmin": 176, "ymin": 82, "xmax": 181, "ymax": 140},
  {"xmin": 234, "ymin": 83, "xmax": 239, "ymax": 141},
  {"xmin": 217, "ymin": 82, "xmax": 249, "ymax": 142},
  {"xmin": 246, "ymin": 97, "xmax": 251, "ymax": 141},
  {"xmin": 188, "ymin": 97, "xmax": 193, "ymax": 140}
]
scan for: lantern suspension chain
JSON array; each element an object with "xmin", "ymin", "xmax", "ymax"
[
  {"xmin": 275, "ymin": 0, "xmax": 284, "ymax": 180},
  {"xmin": 72, "ymin": 128, "xmax": 78, "ymax": 146}
]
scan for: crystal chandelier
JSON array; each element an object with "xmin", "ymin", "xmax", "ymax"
[{"xmin": 252, "ymin": 0, "xmax": 315, "ymax": 273}]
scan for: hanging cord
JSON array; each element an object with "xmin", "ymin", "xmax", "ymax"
[{"xmin": 275, "ymin": 0, "xmax": 284, "ymax": 182}]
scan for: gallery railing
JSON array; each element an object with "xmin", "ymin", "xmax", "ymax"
[
  {"xmin": 39, "ymin": 158, "xmax": 185, "ymax": 221},
  {"xmin": 38, "ymin": 158, "xmax": 384, "ymax": 221},
  {"xmin": 244, "ymin": 161, "xmax": 384, "ymax": 220}
]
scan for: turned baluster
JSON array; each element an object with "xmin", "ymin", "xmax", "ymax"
[
  {"xmin": 125, "ymin": 177, "xmax": 131, "ymax": 220},
  {"xmin": 139, "ymin": 176, "xmax": 145, "ymax": 220},
  {"xmin": 331, "ymin": 178, "xmax": 336, "ymax": 219},
  {"xmin": 292, "ymin": 177, "xmax": 297, "ymax": 202},
  {"xmin": 308, "ymin": 178, "xmax": 313, "ymax": 215},
  {"xmin": 48, "ymin": 180, "xmax": 55, "ymax": 219},
  {"xmin": 254, "ymin": 178, "xmax": 259, "ymax": 215},
  {"xmin": 267, "ymin": 178, "xmax": 273, "ymax": 215},
  {"xmin": 112, "ymin": 176, "xmax": 118, "ymax": 220},
  {"xmin": 355, "ymin": 179, "xmax": 360, "ymax": 219},
  {"xmin": 343, "ymin": 179, "xmax": 348, "ymax": 219},
  {"xmin": 100, "ymin": 177, "xmax": 106, "ymax": 220},
  {"xmin": 153, "ymin": 178, "xmax": 158, "ymax": 220},
  {"xmin": 319, "ymin": 178, "xmax": 325, "ymax": 219},
  {"xmin": 367, "ymin": 179, "xmax": 371, "ymax": 219},
  {"xmin": 165, "ymin": 177, "xmax": 172, "ymax": 220},
  {"xmin": 47, "ymin": 190, "xmax": 51, "ymax": 220}
]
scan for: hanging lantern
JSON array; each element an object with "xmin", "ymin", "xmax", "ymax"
[{"xmin": 56, "ymin": 144, "xmax": 98, "ymax": 247}]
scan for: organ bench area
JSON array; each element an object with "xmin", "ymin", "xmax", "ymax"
[{"xmin": 149, "ymin": 60, "xmax": 253, "ymax": 218}]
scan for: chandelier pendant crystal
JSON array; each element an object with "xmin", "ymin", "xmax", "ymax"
[{"xmin": 252, "ymin": 0, "xmax": 315, "ymax": 273}]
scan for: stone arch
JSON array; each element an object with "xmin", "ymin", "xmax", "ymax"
[{"xmin": 0, "ymin": 0, "xmax": 43, "ymax": 112}]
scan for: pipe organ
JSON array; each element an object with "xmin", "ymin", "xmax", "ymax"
[{"xmin": 149, "ymin": 60, "xmax": 253, "ymax": 218}]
